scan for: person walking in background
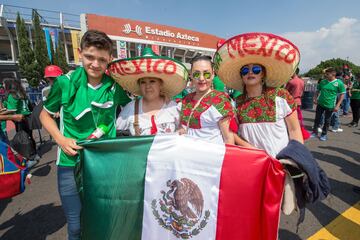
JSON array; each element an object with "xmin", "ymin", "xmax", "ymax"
[
  {"xmin": 348, "ymin": 74, "xmax": 360, "ymax": 127},
  {"xmin": 3, "ymin": 80, "xmax": 40, "ymax": 165},
  {"xmin": 0, "ymin": 100, "xmax": 24, "ymax": 144},
  {"xmin": 286, "ymin": 68, "xmax": 311, "ymax": 140},
  {"xmin": 341, "ymin": 74, "xmax": 352, "ymax": 116},
  {"xmin": 286, "ymin": 69, "xmax": 304, "ymax": 124},
  {"xmin": 42, "ymin": 65, "xmax": 63, "ymax": 102},
  {"xmin": 341, "ymin": 64, "xmax": 352, "ymax": 116},
  {"xmin": 312, "ymin": 67, "xmax": 345, "ymax": 141}
]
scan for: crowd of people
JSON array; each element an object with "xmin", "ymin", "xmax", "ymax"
[{"xmin": 0, "ymin": 29, "xmax": 357, "ymax": 239}]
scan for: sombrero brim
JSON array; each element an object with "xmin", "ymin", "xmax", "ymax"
[
  {"xmin": 214, "ymin": 32, "xmax": 300, "ymax": 91},
  {"xmin": 108, "ymin": 56, "xmax": 188, "ymax": 97}
]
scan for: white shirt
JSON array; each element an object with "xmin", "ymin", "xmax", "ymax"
[
  {"xmin": 180, "ymin": 104, "xmax": 225, "ymax": 144},
  {"xmin": 239, "ymin": 96, "xmax": 293, "ymax": 157},
  {"xmin": 116, "ymin": 99, "xmax": 179, "ymax": 136}
]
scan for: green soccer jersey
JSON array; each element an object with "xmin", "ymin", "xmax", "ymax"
[
  {"xmin": 44, "ymin": 67, "xmax": 131, "ymax": 167},
  {"xmin": 351, "ymin": 81, "xmax": 360, "ymax": 100},
  {"xmin": 317, "ymin": 79, "xmax": 346, "ymax": 109},
  {"xmin": 5, "ymin": 94, "xmax": 31, "ymax": 115}
]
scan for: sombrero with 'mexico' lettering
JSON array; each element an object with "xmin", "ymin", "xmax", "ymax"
[
  {"xmin": 214, "ymin": 32, "xmax": 300, "ymax": 91},
  {"xmin": 108, "ymin": 47, "xmax": 188, "ymax": 97}
]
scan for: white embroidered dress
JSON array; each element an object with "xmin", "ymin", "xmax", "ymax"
[
  {"xmin": 116, "ymin": 99, "xmax": 179, "ymax": 136},
  {"xmin": 236, "ymin": 88, "xmax": 297, "ymax": 157}
]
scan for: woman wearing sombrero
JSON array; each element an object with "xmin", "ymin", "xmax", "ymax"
[
  {"xmin": 215, "ymin": 33, "xmax": 303, "ymax": 157},
  {"xmin": 109, "ymin": 48, "xmax": 188, "ymax": 136}
]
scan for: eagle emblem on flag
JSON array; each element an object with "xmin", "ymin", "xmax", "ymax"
[{"xmin": 152, "ymin": 178, "xmax": 210, "ymax": 238}]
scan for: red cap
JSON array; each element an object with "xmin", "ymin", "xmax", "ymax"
[{"xmin": 44, "ymin": 65, "xmax": 63, "ymax": 78}]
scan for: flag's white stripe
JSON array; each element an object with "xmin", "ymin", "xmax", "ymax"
[{"xmin": 141, "ymin": 134, "xmax": 226, "ymax": 240}]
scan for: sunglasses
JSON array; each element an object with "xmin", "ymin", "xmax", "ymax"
[
  {"xmin": 240, "ymin": 65, "xmax": 263, "ymax": 76},
  {"xmin": 192, "ymin": 71, "xmax": 212, "ymax": 80}
]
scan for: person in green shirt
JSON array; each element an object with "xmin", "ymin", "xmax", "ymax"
[
  {"xmin": 312, "ymin": 67, "xmax": 345, "ymax": 141},
  {"xmin": 348, "ymin": 74, "xmax": 360, "ymax": 127},
  {"xmin": 39, "ymin": 30, "xmax": 131, "ymax": 240},
  {"xmin": 3, "ymin": 79, "xmax": 38, "ymax": 147},
  {"xmin": 0, "ymin": 101, "xmax": 24, "ymax": 144}
]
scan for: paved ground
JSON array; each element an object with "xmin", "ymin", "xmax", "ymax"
[{"xmin": 0, "ymin": 109, "xmax": 359, "ymax": 240}]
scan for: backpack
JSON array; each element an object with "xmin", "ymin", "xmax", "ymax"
[
  {"xmin": 10, "ymin": 130, "xmax": 36, "ymax": 159},
  {"xmin": 0, "ymin": 141, "xmax": 28, "ymax": 199},
  {"xmin": 28, "ymin": 102, "xmax": 43, "ymax": 130}
]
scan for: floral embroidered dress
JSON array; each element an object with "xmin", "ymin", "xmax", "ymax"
[
  {"xmin": 180, "ymin": 90, "xmax": 234, "ymax": 144},
  {"xmin": 236, "ymin": 88, "xmax": 296, "ymax": 157},
  {"xmin": 116, "ymin": 99, "xmax": 179, "ymax": 136}
]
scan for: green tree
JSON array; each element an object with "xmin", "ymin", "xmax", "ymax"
[
  {"xmin": 16, "ymin": 13, "xmax": 39, "ymax": 86},
  {"xmin": 33, "ymin": 10, "xmax": 50, "ymax": 85},
  {"xmin": 54, "ymin": 37, "xmax": 69, "ymax": 73},
  {"xmin": 305, "ymin": 58, "xmax": 360, "ymax": 80}
]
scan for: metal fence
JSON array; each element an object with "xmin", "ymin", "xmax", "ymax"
[
  {"xmin": 0, "ymin": 90, "xmax": 42, "ymax": 105},
  {"xmin": 1, "ymin": 4, "xmax": 80, "ymax": 29}
]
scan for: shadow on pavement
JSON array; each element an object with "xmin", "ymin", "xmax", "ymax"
[
  {"xmin": 307, "ymin": 201, "xmax": 360, "ymax": 239},
  {"xmin": 31, "ymin": 164, "xmax": 52, "ymax": 177},
  {"xmin": 37, "ymin": 140, "xmax": 56, "ymax": 157},
  {"xmin": 353, "ymin": 132, "xmax": 360, "ymax": 135},
  {"xmin": 307, "ymin": 197, "xmax": 340, "ymax": 227},
  {"xmin": 319, "ymin": 146, "xmax": 360, "ymax": 163},
  {"xmin": 0, "ymin": 198, "xmax": 12, "ymax": 216},
  {"xmin": 0, "ymin": 203, "xmax": 65, "ymax": 240},
  {"xmin": 304, "ymin": 177, "xmax": 358, "ymax": 235},
  {"xmin": 312, "ymin": 151, "xmax": 360, "ymax": 180},
  {"xmin": 328, "ymin": 178, "xmax": 359, "ymax": 206},
  {"xmin": 279, "ymin": 229, "xmax": 302, "ymax": 240}
]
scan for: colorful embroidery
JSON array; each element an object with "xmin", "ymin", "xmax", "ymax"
[
  {"xmin": 180, "ymin": 90, "xmax": 234, "ymax": 129},
  {"xmin": 236, "ymin": 88, "xmax": 295, "ymax": 123}
]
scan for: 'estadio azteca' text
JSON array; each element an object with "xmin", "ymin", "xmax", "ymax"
[{"xmin": 145, "ymin": 27, "xmax": 199, "ymax": 42}]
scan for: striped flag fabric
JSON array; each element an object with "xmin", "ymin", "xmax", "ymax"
[{"xmin": 77, "ymin": 134, "xmax": 285, "ymax": 240}]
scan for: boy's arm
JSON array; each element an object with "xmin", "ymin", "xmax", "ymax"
[{"xmin": 40, "ymin": 109, "xmax": 82, "ymax": 156}]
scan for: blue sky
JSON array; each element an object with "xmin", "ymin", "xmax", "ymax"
[{"xmin": 4, "ymin": 0, "xmax": 360, "ymax": 70}]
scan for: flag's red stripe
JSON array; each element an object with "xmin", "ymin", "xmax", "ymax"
[{"xmin": 215, "ymin": 145, "xmax": 285, "ymax": 240}]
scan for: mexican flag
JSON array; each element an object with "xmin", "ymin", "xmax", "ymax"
[{"xmin": 77, "ymin": 134, "xmax": 285, "ymax": 240}]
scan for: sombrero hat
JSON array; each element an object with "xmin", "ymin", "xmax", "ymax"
[
  {"xmin": 214, "ymin": 32, "xmax": 300, "ymax": 91},
  {"xmin": 108, "ymin": 47, "xmax": 188, "ymax": 97}
]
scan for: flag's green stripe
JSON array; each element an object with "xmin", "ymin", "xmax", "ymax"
[{"xmin": 77, "ymin": 136, "xmax": 155, "ymax": 240}]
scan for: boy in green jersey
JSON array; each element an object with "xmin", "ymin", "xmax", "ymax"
[
  {"xmin": 312, "ymin": 67, "xmax": 345, "ymax": 141},
  {"xmin": 40, "ymin": 30, "xmax": 130, "ymax": 240}
]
